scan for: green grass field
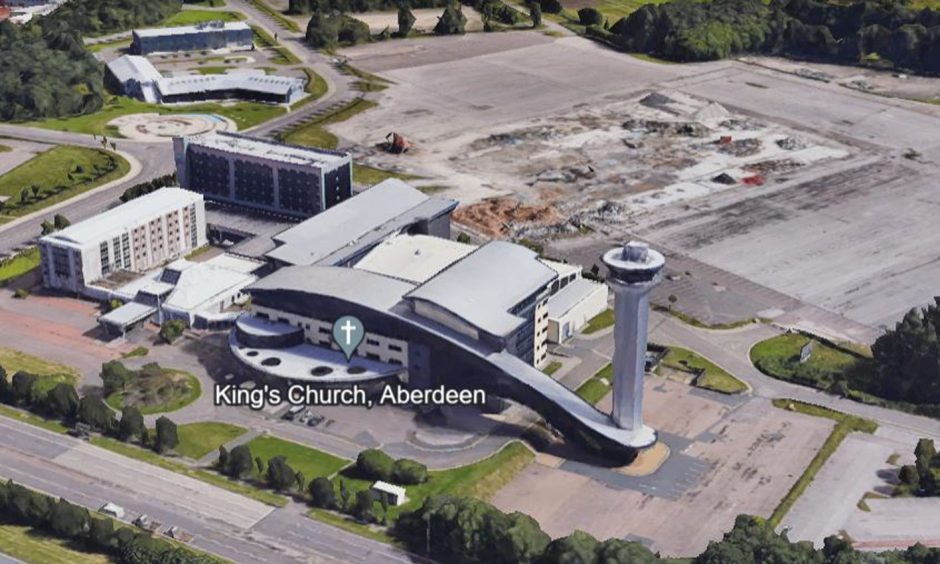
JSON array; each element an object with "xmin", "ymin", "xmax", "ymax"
[
  {"xmin": 246, "ymin": 435, "xmax": 350, "ymax": 480},
  {"xmin": 27, "ymin": 96, "xmax": 285, "ymax": 137},
  {"xmin": 0, "ymin": 146, "xmax": 130, "ymax": 218},
  {"xmin": 310, "ymin": 441, "xmax": 534, "ymax": 538},
  {"xmin": 268, "ymin": 46, "xmax": 301, "ymax": 65},
  {"xmin": 105, "ymin": 368, "xmax": 202, "ymax": 415},
  {"xmin": 175, "ymin": 422, "xmax": 247, "ymax": 459},
  {"xmin": 661, "ymin": 346, "xmax": 748, "ymax": 394},
  {"xmin": 582, "ymin": 309, "xmax": 614, "ymax": 334},
  {"xmin": 544, "ymin": 361, "xmax": 563, "ymax": 376},
  {"xmin": 87, "ymin": 37, "xmax": 131, "ymax": 53},
  {"xmin": 576, "ymin": 363, "xmax": 613, "ymax": 405},
  {"xmin": 0, "ymin": 347, "xmax": 80, "ymax": 398},
  {"xmin": 281, "ymin": 98, "xmax": 378, "ymax": 149},
  {"xmin": 251, "ymin": 25, "xmax": 277, "ymax": 48},
  {"xmin": 352, "ymin": 164, "xmax": 414, "ymax": 186},
  {"xmin": 0, "ymin": 248, "xmax": 40, "ymax": 285},
  {"xmin": 245, "ymin": 0, "xmax": 301, "ymax": 32},
  {"xmin": 90, "ymin": 436, "xmax": 288, "ymax": 506},
  {"xmin": 161, "ymin": 9, "xmax": 245, "ymax": 27},
  {"xmin": 750, "ymin": 333, "xmax": 862, "ymax": 390},
  {"xmin": 769, "ymin": 399, "xmax": 877, "ymax": 526},
  {"xmin": 192, "ymin": 65, "xmax": 236, "ymax": 75},
  {"xmin": 0, "ymin": 523, "xmax": 111, "ymax": 564},
  {"xmin": 0, "ymin": 404, "xmax": 69, "ymax": 434}
]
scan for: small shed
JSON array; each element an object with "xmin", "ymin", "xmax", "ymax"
[{"xmin": 371, "ymin": 481, "xmax": 407, "ymax": 507}]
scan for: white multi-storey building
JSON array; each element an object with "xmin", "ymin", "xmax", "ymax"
[{"xmin": 39, "ymin": 188, "xmax": 207, "ymax": 295}]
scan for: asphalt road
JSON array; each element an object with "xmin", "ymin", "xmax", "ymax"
[
  {"xmin": 0, "ymin": 125, "xmax": 174, "ymax": 257},
  {"xmin": 0, "ymin": 417, "xmax": 426, "ymax": 563}
]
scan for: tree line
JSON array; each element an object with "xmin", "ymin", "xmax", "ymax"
[
  {"xmin": 0, "ymin": 480, "xmax": 216, "ymax": 564},
  {"xmin": 119, "ymin": 173, "xmax": 178, "ymax": 203},
  {"xmin": 591, "ymin": 0, "xmax": 940, "ymax": 74},
  {"xmin": 898, "ymin": 438, "xmax": 940, "ymax": 497}
]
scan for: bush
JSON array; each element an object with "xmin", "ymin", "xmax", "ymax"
[
  {"xmin": 392, "ymin": 458, "xmax": 429, "ymax": 485},
  {"xmin": 539, "ymin": 0, "xmax": 562, "ymax": 13},
  {"xmin": 435, "ymin": 3, "xmax": 467, "ymax": 35},
  {"xmin": 13, "ymin": 288, "xmax": 29, "ymax": 299},
  {"xmin": 577, "ymin": 7, "xmax": 603, "ymax": 26},
  {"xmin": 159, "ymin": 319, "xmax": 186, "ymax": 344},
  {"xmin": 356, "ymin": 448, "xmax": 395, "ymax": 481},
  {"xmin": 309, "ymin": 477, "xmax": 337, "ymax": 509}
]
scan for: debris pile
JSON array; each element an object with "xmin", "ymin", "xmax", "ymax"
[
  {"xmin": 719, "ymin": 119, "xmax": 764, "ymax": 131},
  {"xmin": 453, "ymin": 197, "xmax": 563, "ymax": 237},
  {"xmin": 622, "ymin": 119, "xmax": 709, "ymax": 137},
  {"xmin": 776, "ymin": 136, "xmax": 808, "ymax": 150},
  {"xmin": 384, "ymin": 132, "xmax": 412, "ymax": 154},
  {"xmin": 712, "ymin": 173, "xmax": 737, "ymax": 185},
  {"xmin": 716, "ymin": 138, "xmax": 762, "ymax": 157},
  {"xmin": 745, "ymin": 158, "xmax": 802, "ymax": 175}
]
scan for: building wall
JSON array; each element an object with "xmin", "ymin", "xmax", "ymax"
[
  {"xmin": 175, "ymin": 139, "xmax": 352, "ymax": 219},
  {"xmin": 132, "ymin": 27, "xmax": 253, "ymax": 55},
  {"xmin": 40, "ymin": 199, "xmax": 206, "ymax": 295},
  {"xmin": 533, "ymin": 298, "xmax": 550, "ymax": 367},
  {"xmin": 547, "ymin": 283, "xmax": 609, "ymax": 344}
]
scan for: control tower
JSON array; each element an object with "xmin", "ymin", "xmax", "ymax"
[{"xmin": 602, "ymin": 241, "xmax": 664, "ymax": 444}]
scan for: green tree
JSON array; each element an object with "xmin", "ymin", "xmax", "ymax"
[
  {"xmin": 392, "ymin": 458, "xmax": 428, "ymax": 485},
  {"xmin": 255, "ymin": 456, "xmax": 265, "ymax": 475},
  {"xmin": 118, "ymin": 405, "xmax": 145, "ymax": 442},
  {"xmin": 0, "ymin": 366, "xmax": 10, "ymax": 404},
  {"xmin": 49, "ymin": 498, "xmax": 90, "ymax": 539},
  {"xmin": 596, "ymin": 538, "xmax": 658, "ymax": 563},
  {"xmin": 7, "ymin": 482, "xmax": 54, "ymax": 525},
  {"xmin": 529, "ymin": 1, "xmax": 542, "ymax": 27},
  {"xmin": 577, "ymin": 7, "xmax": 603, "ymax": 25},
  {"xmin": 309, "ymin": 477, "xmax": 337, "ymax": 509},
  {"xmin": 153, "ymin": 416, "xmax": 179, "ymax": 454},
  {"xmin": 356, "ymin": 448, "xmax": 395, "ymax": 481},
  {"xmin": 339, "ymin": 479, "xmax": 350, "ymax": 511},
  {"xmin": 88, "ymin": 516, "xmax": 116, "ymax": 551},
  {"xmin": 53, "ymin": 214, "xmax": 70, "ymax": 229},
  {"xmin": 295, "ymin": 471, "xmax": 306, "ymax": 493},
  {"xmin": 158, "ymin": 319, "xmax": 186, "ymax": 344},
  {"xmin": 45, "ymin": 382, "xmax": 80, "ymax": 420},
  {"xmin": 19, "ymin": 188, "xmax": 29, "ymax": 204},
  {"xmin": 353, "ymin": 489, "xmax": 376, "ymax": 523},
  {"xmin": 11, "ymin": 372, "xmax": 39, "ymax": 406},
  {"xmin": 434, "ymin": 2, "xmax": 467, "ymax": 35},
  {"xmin": 226, "ymin": 445, "xmax": 254, "ymax": 479},
  {"xmin": 100, "ymin": 360, "xmax": 134, "ymax": 395},
  {"xmin": 398, "ymin": 5, "xmax": 416, "ymax": 36},
  {"xmin": 265, "ymin": 456, "xmax": 297, "ymax": 491},
  {"xmin": 543, "ymin": 530, "xmax": 599, "ymax": 563},
  {"xmin": 78, "ymin": 396, "xmax": 118, "ymax": 434}
]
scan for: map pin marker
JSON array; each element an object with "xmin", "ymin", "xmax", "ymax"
[{"xmin": 332, "ymin": 316, "xmax": 365, "ymax": 361}]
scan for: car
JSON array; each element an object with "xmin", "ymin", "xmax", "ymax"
[
  {"xmin": 133, "ymin": 514, "xmax": 161, "ymax": 532},
  {"xmin": 163, "ymin": 525, "xmax": 194, "ymax": 543},
  {"xmin": 99, "ymin": 502, "xmax": 125, "ymax": 519}
]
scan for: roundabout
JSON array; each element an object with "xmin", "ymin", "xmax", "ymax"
[{"xmin": 108, "ymin": 112, "xmax": 235, "ymax": 142}]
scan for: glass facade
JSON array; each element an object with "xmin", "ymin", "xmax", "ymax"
[
  {"xmin": 279, "ymin": 169, "xmax": 319, "ymax": 215},
  {"xmin": 233, "ymin": 159, "xmax": 275, "ymax": 207},
  {"xmin": 188, "ymin": 151, "xmax": 229, "ymax": 197}
]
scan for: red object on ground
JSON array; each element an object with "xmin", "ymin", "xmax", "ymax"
[
  {"xmin": 719, "ymin": 135, "xmax": 733, "ymax": 145},
  {"xmin": 0, "ymin": 7, "xmax": 10, "ymax": 21},
  {"xmin": 742, "ymin": 175, "xmax": 765, "ymax": 186}
]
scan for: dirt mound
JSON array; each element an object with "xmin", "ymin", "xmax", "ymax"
[{"xmin": 454, "ymin": 197, "xmax": 563, "ymax": 237}]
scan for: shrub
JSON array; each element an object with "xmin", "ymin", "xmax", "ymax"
[
  {"xmin": 309, "ymin": 477, "xmax": 337, "ymax": 509},
  {"xmin": 392, "ymin": 458, "xmax": 429, "ymax": 485},
  {"xmin": 578, "ymin": 7, "xmax": 603, "ymax": 26},
  {"xmin": 356, "ymin": 448, "xmax": 394, "ymax": 481},
  {"xmin": 158, "ymin": 319, "xmax": 185, "ymax": 344}
]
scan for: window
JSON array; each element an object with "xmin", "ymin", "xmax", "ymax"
[
  {"xmin": 366, "ymin": 338, "xmax": 380, "ymax": 346},
  {"xmin": 99, "ymin": 241, "xmax": 111, "ymax": 275},
  {"xmin": 389, "ymin": 344, "xmax": 403, "ymax": 352}
]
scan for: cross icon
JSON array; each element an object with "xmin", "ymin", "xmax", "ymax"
[{"xmin": 340, "ymin": 319, "xmax": 356, "ymax": 345}]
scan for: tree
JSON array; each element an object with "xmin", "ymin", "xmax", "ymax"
[
  {"xmin": 11, "ymin": 372, "xmax": 39, "ymax": 406},
  {"xmin": 356, "ymin": 449, "xmax": 395, "ymax": 481},
  {"xmin": 118, "ymin": 405, "xmax": 145, "ymax": 442},
  {"xmin": 309, "ymin": 477, "xmax": 337, "ymax": 509},
  {"xmin": 158, "ymin": 319, "xmax": 185, "ymax": 344},
  {"xmin": 596, "ymin": 538, "xmax": 658, "ymax": 563},
  {"xmin": 577, "ymin": 7, "xmax": 603, "ymax": 25},
  {"xmin": 46, "ymin": 382, "xmax": 80, "ymax": 420},
  {"xmin": 88, "ymin": 516, "xmax": 116, "ymax": 551},
  {"xmin": 0, "ymin": 366, "xmax": 10, "ymax": 404},
  {"xmin": 255, "ymin": 456, "xmax": 265, "ymax": 475},
  {"xmin": 339, "ymin": 479, "xmax": 351, "ymax": 511},
  {"xmin": 542, "ymin": 530, "xmax": 599, "ymax": 564},
  {"xmin": 53, "ymin": 214, "xmax": 70, "ymax": 229},
  {"xmin": 900, "ymin": 464, "xmax": 920, "ymax": 486},
  {"xmin": 540, "ymin": 0, "xmax": 562, "ymax": 13},
  {"xmin": 100, "ymin": 361, "xmax": 134, "ymax": 396},
  {"xmin": 7, "ymin": 481, "xmax": 54, "ymax": 525},
  {"xmin": 41, "ymin": 221, "xmax": 56, "ymax": 235},
  {"xmin": 19, "ymin": 188, "xmax": 29, "ymax": 204},
  {"xmin": 153, "ymin": 416, "xmax": 179, "ymax": 454},
  {"xmin": 529, "ymin": 1, "xmax": 541, "ymax": 27},
  {"xmin": 30, "ymin": 184, "xmax": 40, "ymax": 198},
  {"xmin": 398, "ymin": 5, "xmax": 416, "ymax": 36},
  {"xmin": 225, "ymin": 445, "xmax": 254, "ymax": 479},
  {"xmin": 392, "ymin": 458, "xmax": 428, "ymax": 485},
  {"xmin": 217, "ymin": 445, "xmax": 229, "ymax": 470},
  {"xmin": 295, "ymin": 471, "xmax": 306, "ymax": 493},
  {"xmin": 379, "ymin": 491, "xmax": 390, "ymax": 524},
  {"xmin": 353, "ymin": 489, "xmax": 376, "ymax": 523},
  {"xmin": 265, "ymin": 456, "xmax": 297, "ymax": 491},
  {"xmin": 434, "ymin": 2, "xmax": 467, "ymax": 35},
  {"xmin": 49, "ymin": 498, "xmax": 90, "ymax": 539},
  {"xmin": 78, "ymin": 396, "xmax": 117, "ymax": 433}
]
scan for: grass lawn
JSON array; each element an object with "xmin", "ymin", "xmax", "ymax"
[
  {"xmin": 310, "ymin": 441, "xmax": 535, "ymax": 538},
  {"xmin": 27, "ymin": 96, "xmax": 285, "ymax": 137},
  {"xmin": 0, "ymin": 144, "xmax": 10, "ymax": 152},
  {"xmin": 0, "ymin": 146, "xmax": 130, "ymax": 218},
  {"xmin": 192, "ymin": 65, "xmax": 236, "ymax": 74},
  {"xmin": 120, "ymin": 346, "xmax": 149, "ymax": 359},
  {"xmin": 105, "ymin": 366, "xmax": 201, "ymax": 415},
  {"xmin": 281, "ymin": 98, "xmax": 378, "ymax": 149},
  {"xmin": 0, "ymin": 404, "xmax": 69, "ymax": 434},
  {"xmin": 246, "ymin": 435, "xmax": 350, "ymax": 480},
  {"xmin": 175, "ymin": 422, "xmax": 247, "ymax": 460},
  {"xmin": 161, "ymin": 9, "xmax": 245, "ymax": 26},
  {"xmin": 576, "ymin": 363, "xmax": 613, "ymax": 405},
  {"xmin": 582, "ymin": 308, "xmax": 614, "ymax": 334},
  {"xmin": 268, "ymin": 46, "xmax": 301, "ymax": 65},
  {"xmin": 0, "ymin": 248, "xmax": 40, "ymax": 286},
  {"xmin": 0, "ymin": 347, "xmax": 80, "ymax": 399},
  {"xmin": 750, "ymin": 332, "xmax": 863, "ymax": 390},
  {"xmin": 302, "ymin": 68, "xmax": 329, "ymax": 100},
  {"xmin": 661, "ymin": 346, "xmax": 747, "ymax": 394},
  {"xmin": 251, "ymin": 25, "xmax": 277, "ymax": 48},
  {"xmin": 87, "ymin": 37, "xmax": 131, "ymax": 53},
  {"xmin": 245, "ymin": 0, "xmax": 301, "ymax": 32},
  {"xmin": 352, "ymin": 164, "xmax": 414, "ymax": 186},
  {"xmin": 544, "ymin": 361, "xmax": 563, "ymax": 376},
  {"xmin": 653, "ymin": 304, "xmax": 760, "ymax": 330},
  {"xmin": 0, "ymin": 523, "xmax": 111, "ymax": 564},
  {"xmin": 90, "ymin": 435, "xmax": 287, "ymax": 507},
  {"xmin": 769, "ymin": 399, "xmax": 877, "ymax": 526}
]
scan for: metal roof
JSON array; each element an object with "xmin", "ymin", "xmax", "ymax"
[
  {"xmin": 354, "ymin": 234, "xmax": 475, "ymax": 284},
  {"xmin": 185, "ymin": 131, "xmax": 348, "ymax": 170},
  {"xmin": 266, "ymin": 179, "xmax": 457, "ymax": 267},
  {"xmin": 133, "ymin": 20, "xmax": 250, "ymax": 39},
  {"xmin": 156, "ymin": 74, "xmax": 303, "ymax": 97},
  {"xmin": 546, "ymin": 278, "xmax": 606, "ymax": 319},
  {"xmin": 404, "ymin": 241, "xmax": 558, "ymax": 337},
  {"xmin": 248, "ymin": 265, "xmax": 416, "ymax": 313},
  {"xmin": 42, "ymin": 189, "xmax": 202, "ymax": 248},
  {"xmin": 98, "ymin": 302, "xmax": 156, "ymax": 327},
  {"xmin": 107, "ymin": 55, "xmax": 162, "ymax": 84}
]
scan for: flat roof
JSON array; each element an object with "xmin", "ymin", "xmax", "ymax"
[
  {"xmin": 354, "ymin": 234, "xmax": 475, "ymax": 284},
  {"xmin": 99, "ymin": 302, "xmax": 156, "ymax": 327},
  {"xmin": 266, "ymin": 179, "xmax": 457, "ymax": 267},
  {"xmin": 547, "ymin": 278, "xmax": 606, "ymax": 319},
  {"xmin": 157, "ymin": 74, "xmax": 303, "ymax": 97},
  {"xmin": 107, "ymin": 55, "xmax": 162, "ymax": 84},
  {"xmin": 405, "ymin": 241, "xmax": 558, "ymax": 337},
  {"xmin": 542, "ymin": 258, "xmax": 581, "ymax": 280},
  {"xmin": 184, "ymin": 131, "xmax": 348, "ymax": 169},
  {"xmin": 42, "ymin": 188, "xmax": 202, "ymax": 248},
  {"xmin": 134, "ymin": 20, "xmax": 250, "ymax": 39}
]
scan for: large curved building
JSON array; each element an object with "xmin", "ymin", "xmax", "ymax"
[{"xmin": 230, "ymin": 239, "xmax": 655, "ymax": 462}]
